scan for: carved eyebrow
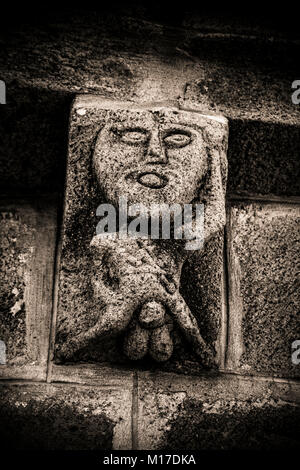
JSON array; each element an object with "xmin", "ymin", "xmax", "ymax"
[
  {"xmin": 110, "ymin": 126, "xmax": 150, "ymax": 145},
  {"xmin": 110, "ymin": 126, "xmax": 150, "ymax": 135},
  {"xmin": 161, "ymin": 122, "xmax": 202, "ymax": 133},
  {"xmin": 162, "ymin": 128, "xmax": 192, "ymax": 136}
]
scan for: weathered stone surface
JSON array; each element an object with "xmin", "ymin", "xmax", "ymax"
[
  {"xmin": 0, "ymin": 9, "xmax": 299, "ymax": 453},
  {"xmin": 161, "ymin": 397, "xmax": 300, "ymax": 450},
  {"xmin": 1, "ymin": 10, "xmax": 299, "ymax": 126},
  {"xmin": 0, "ymin": 382, "xmax": 132, "ymax": 450},
  {"xmin": 183, "ymin": 64, "xmax": 300, "ymax": 126},
  {"xmin": 0, "ymin": 201, "xmax": 57, "ymax": 380},
  {"xmin": 226, "ymin": 202, "xmax": 300, "ymax": 378},
  {"xmin": 53, "ymin": 97, "xmax": 227, "ymax": 371},
  {"xmin": 227, "ymin": 119, "xmax": 300, "ymax": 197},
  {"xmin": 137, "ymin": 371, "xmax": 300, "ymax": 450},
  {"xmin": 0, "ymin": 208, "xmax": 33, "ymax": 361},
  {"xmin": 1, "ymin": 12, "xmax": 299, "ymax": 200},
  {"xmin": 50, "ymin": 363, "xmax": 134, "ymax": 388},
  {"xmin": 180, "ymin": 230, "xmax": 226, "ymax": 369}
]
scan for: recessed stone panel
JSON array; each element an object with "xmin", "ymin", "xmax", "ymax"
[
  {"xmin": 53, "ymin": 97, "xmax": 228, "ymax": 373},
  {"xmin": 0, "ymin": 201, "xmax": 57, "ymax": 380},
  {"xmin": 226, "ymin": 202, "xmax": 300, "ymax": 378}
]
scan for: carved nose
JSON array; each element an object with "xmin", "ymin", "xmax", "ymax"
[{"xmin": 146, "ymin": 133, "xmax": 167, "ymax": 164}]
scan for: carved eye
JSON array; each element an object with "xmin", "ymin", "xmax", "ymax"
[
  {"xmin": 163, "ymin": 131, "xmax": 192, "ymax": 148},
  {"xmin": 119, "ymin": 129, "xmax": 149, "ymax": 145}
]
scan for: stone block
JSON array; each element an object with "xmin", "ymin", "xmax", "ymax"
[
  {"xmin": 137, "ymin": 371, "xmax": 300, "ymax": 450},
  {"xmin": 182, "ymin": 35, "xmax": 299, "ymax": 126},
  {"xmin": 227, "ymin": 119, "xmax": 300, "ymax": 197},
  {"xmin": 53, "ymin": 97, "xmax": 228, "ymax": 373},
  {"xmin": 0, "ymin": 200, "xmax": 57, "ymax": 380},
  {"xmin": 226, "ymin": 202, "xmax": 300, "ymax": 378},
  {"xmin": 50, "ymin": 363, "xmax": 134, "ymax": 388},
  {"xmin": 0, "ymin": 382, "xmax": 132, "ymax": 450}
]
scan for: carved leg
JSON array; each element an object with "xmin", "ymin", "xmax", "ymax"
[
  {"xmin": 166, "ymin": 293, "xmax": 216, "ymax": 367},
  {"xmin": 56, "ymin": 301, "xmax": 133, "ymax": 361}
]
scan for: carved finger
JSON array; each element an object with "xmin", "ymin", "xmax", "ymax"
[{"xmin": 91, "ymin": 275, "xmax": 118, "ymax": 300}]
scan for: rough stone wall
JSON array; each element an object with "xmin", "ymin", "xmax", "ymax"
[{"xmin": 0, "ymin": 8, "xmax": 299, "ymax": 449}]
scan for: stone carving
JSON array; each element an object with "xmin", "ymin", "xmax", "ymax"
[
  {"xmin": 88, "ymin": 236, "xmax": 214, "ymax": 364},
  {"xmin": 55, "ymin": 100, "xmax": 228, "ymax": 368}
]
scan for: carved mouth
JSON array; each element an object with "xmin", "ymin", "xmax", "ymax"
[{"xmin": 131, "ymin": 171, "xmax": 168, "ymax": 189}]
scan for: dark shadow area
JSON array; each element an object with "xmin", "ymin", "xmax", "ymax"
[
  {"xmin": 227, "ymin": 118, "xmax": 300, "ymax": 197},
  {"xmin": 0, "ymin": 391, "xmax": 114, "ymax": 450},
  {"xmin": 0, "ymin": 84, "xmax": 72, "ymax": 197},
  {"xmin": 1, "ymin": 2, "xmax": 300, "ymax": 37},
  {"xmin": 159, "ymin": 398, "xmax": 300, "ymax": 450}
]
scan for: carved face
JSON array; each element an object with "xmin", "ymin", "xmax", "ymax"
[{"xmin": 93, "ymin": 109, "xmax": 208, "ymax": 207}]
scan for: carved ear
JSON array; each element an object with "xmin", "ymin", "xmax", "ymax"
[{"xmin": 200, "ymin": 137, "xmax": 228, "ymax": 242}]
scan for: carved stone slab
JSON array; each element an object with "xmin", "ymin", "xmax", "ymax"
[
  {"xmin": 54, "ymin": 97, "xmax": 228, "ymax": 373},
  {"xmin": 0, "ymin": 201, "xmax": 57, "ymax": 380}
]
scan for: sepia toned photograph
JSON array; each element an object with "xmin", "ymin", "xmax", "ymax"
[{"xmin": 0, "ymin": 0, "xmax": 299, "ymax": 461}]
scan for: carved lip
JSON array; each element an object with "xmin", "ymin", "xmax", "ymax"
[{"xmin": 127, "ymin": 171, "xmax": 168, "ymax": 189}]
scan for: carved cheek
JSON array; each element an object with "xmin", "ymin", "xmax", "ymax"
[
  {"xmin": 93, "ymin": 144, "xmax": 123, "ymax": 175},
  {"xmin": 181, "ymin": 141, "xmax": 206, "ymax": 165},
  {"xmin": 119, "ymin": 143, "xmax": 147, "ymax": 166},
  {"xmin": 165, "ymin": 145, "xmax": 194, "ymax": 168},
  {"xmin": 93, "ymin": 145, "xmax": 112, "ymax": 175}
]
